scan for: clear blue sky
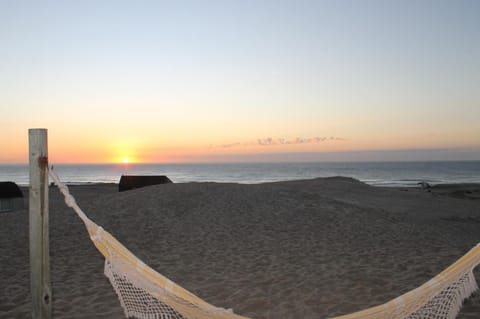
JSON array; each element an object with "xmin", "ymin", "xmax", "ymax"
[{"xmin": 1, "ymin": 0, "xmax": 479, "ymax": 163}]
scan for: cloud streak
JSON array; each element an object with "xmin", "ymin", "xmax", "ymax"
[
  {"xmin": 257, "ymin": 136, "xmax": 346, "ymax": 146},
  {"xmin": 214, "ymin": 136, "xmax": 347, "ymax": 148}
]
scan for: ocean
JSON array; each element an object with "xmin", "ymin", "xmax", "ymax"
[{"xmin": 1, "ymin": 161, "xmax": 479, "ymax": 187}]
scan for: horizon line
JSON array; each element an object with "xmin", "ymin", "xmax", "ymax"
[{"xmin": 2, "ymin": 146, "xmax": 480, "ymax": 165}]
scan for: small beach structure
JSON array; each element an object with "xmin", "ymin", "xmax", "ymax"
[
  {"xmin": 118, "ymin": 175, "xmax": 173, "ymax": 192},
  {"xmin": 0, "ymin": 181, "xmax": 24, "ymax": 212}
]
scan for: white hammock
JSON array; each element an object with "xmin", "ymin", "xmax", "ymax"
[{"xmin": 49, "ymin": 169, "xmax": 480, "ymax": 319}]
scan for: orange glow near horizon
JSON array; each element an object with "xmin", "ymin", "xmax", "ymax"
[{"xmin": 1, "ymin": 128, "xmax": 480, "ymax": 164}]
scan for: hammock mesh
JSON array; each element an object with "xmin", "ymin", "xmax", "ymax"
[{"xmin": 49, "ymin": 169, "xmax": 480, "ymax": 319}]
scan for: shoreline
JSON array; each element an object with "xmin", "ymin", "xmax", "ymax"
[{"xmin": 15, "ymin": 177, "xmax": 480, "ymax": 188}]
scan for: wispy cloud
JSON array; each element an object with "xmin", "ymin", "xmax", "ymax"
[
  {"xmin": 220, "ymin": 142, "xmax": 242, "ymax": 148},
  {"xmin": 213, "ymin": 136, "xmax": 347, "ymax": 148},
  {"xmin": 257, "ymin": 136, "xmax": 346, "ymax": 146}
]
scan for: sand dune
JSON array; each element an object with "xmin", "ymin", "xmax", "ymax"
[{"xmin": 1, "ymin": 177, "xmax": 479, "ymax": 318}]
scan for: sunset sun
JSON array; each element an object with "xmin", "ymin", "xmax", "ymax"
[{"xmin": 122, "ymin": 157, "xmax": 129, "ymax": 163}]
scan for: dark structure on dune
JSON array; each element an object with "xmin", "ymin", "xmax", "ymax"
[
  {"xmin": 0, "ymin": 181, "xmax": 24, "ymax": 212},
  {"xmin": 118, "ymin": 175, "xmax": 173, "ymax": 192}
]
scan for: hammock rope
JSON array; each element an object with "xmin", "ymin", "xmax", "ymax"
[{"xmin": 48, "ymin": 168, "xmax": 480, "ymax": 319}]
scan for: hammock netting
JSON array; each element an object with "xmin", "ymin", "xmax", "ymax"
[{"xmin": 49, "ymin": 169, "xmax": 480, "ymax": 319}]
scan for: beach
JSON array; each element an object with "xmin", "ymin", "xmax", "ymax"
[{"xmin": 1, "ymin": 177, "xmax": 479, "ymax": 319}]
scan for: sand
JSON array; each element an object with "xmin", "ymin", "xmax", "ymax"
[{"xmin": 1, "ymin": 177, "xmax": 479, "ymax": 319}]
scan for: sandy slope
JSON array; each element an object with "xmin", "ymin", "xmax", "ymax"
[{"xmin": 1, "ymin": 177, "xmax": 479, "ymax": 319}]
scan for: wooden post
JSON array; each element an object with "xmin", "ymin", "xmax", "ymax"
[{"xmin": 29, "ymin": 129, "xmax": 52, "ymax": 319}]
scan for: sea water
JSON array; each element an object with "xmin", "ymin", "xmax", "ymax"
[{"xmin": 1, "ymin": 161, "xmax": 479, "ymax": 187}]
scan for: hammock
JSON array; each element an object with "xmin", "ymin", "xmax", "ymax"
[{"xmin": 49, "ymin": 169, "xmax": 480, "ymax": 319}]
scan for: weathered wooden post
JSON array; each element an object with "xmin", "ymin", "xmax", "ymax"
[{"xmin": 29, "ymin": 128, "xmax": 52, "ymax": 319}]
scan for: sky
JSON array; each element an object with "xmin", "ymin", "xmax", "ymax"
[{"xmin": 1, "ymin": 0, "xmax": 479, "ymax": 163}]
